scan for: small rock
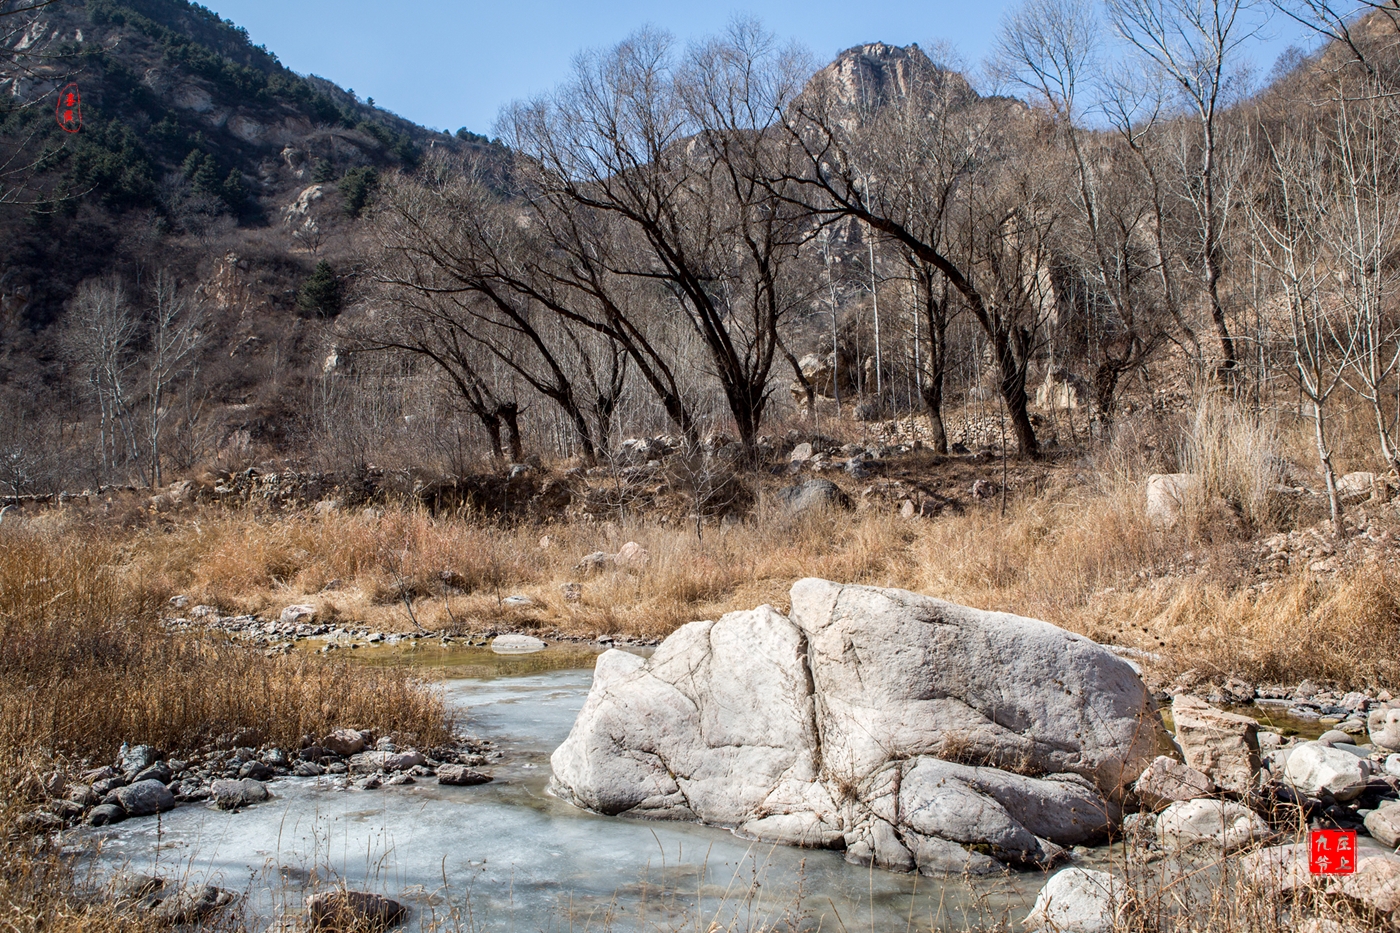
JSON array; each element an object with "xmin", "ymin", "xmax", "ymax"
[
  {"xmin": 491, "ymin": 633, "xmax": 546, "ymax": 654},
  {"xmin": 279, "ymin": 604, "xmax": 316, "ymax": 625},
  {"xmin": 349, "ymin": 750, "xmax": 425, "ymax": 773},
  {"xmin": 436, "ymin": 764, "xmax": 492, "ymax": 786},
  {"xmin": 574, "ymin": 552, "xmax": 612, "ymax": 575},
  {"xmin": 119, "ymin": 744, "xmax": 160, "ymax": 777},
  {"xmin": 1317, "ymin": 729, "xmax": 1355, "ymax": 747},
  {"xmin": 1365, "ymin": 803, "xmax": 1400, "ymax": 847},
  {"xmin": 151, "ymin": 885, "xmax": 236, "ymax": 924},
  {"xmin": 1369, "ymin": 706, "xmax": 1400, "ymax": 752},
  {"xmin": 87, "ymin": 803, "xmax": 126, "ymax": 826},
  {"xmin": 321, "ymin": 729, "xmax": 369, "ymax": 757},
  {"xmin": 113, "ymin": 780, "xmax": 175, "ymax": 817},
  {"xmin": 614, "ymin": 541, "xmax": 649, "ymax": 569},
  {"xmin": 383, "ymin": 773, "xmax": 415, "ymax": 786},
  {"xmin": 500, "ymin": 595, "xmax": 534, "ymax": 608},
  {"xmin": 238, "ymin": 761, "xmax": 274, "ymax": 781},
  {"xmin": 1024, "ymin": 867, "xmax": 1125, "ymax": 933},
  {"xmin": 776, "ymin": 479, "xmax": 851, "ymax": 514},
  {"xmin": 789, "ymin": 442, "xmax": 814, "ymax": 463},
  {"xmin": 210, "ymin": 778, "xmax": 270, "ymax": 811},
  {"xmin": 306, "ymin": 890, "xmax": 407, "ymax": 931},
  {"xmin": 560, "ymin": 582, "xmax": 582, "ymax": 602},
  {"xmin": 169, "ymin": 595, "xmax": 189, "ymax": 609},
  {"xmin": 1385, "ymin": 754, "xmax": 1400, "ymax": 778},
  {"xmin": 1155, "ymin": 799, "xmax": 1270, "ymax": 852},
  {"xmin": 1134, "ymin": 756, "xmax": 1214, "ymax": 810},
  {"xmin": 293, "ymin": 761, "xmax": 324, "ymax": 777}
]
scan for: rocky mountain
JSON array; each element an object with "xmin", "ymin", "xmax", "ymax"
[{"xmin": 0, "ymin": 0, "xmax": 506, "ymax": 327}]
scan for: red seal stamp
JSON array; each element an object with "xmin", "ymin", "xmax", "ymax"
[
  {"xmin": 1309, "ymin": 829, "xmax": 1357, "ymax": 874},
  {"xmin": 55, "ymin": 83, "xmax": 82, "ymax": 133}
]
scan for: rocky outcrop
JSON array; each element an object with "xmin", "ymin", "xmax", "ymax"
[
  {"xmin": 550, "ymin": 579, "xmax": 1165, "ymax": 874},
  {"xmin": 1171, "ymin": 694, "xmax": 1261, "ymax": 795}
]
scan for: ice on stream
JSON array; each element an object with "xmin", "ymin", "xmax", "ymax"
[{"xmin": 81, "ymin": 661, "xmax": 1042, "ymax": 931}]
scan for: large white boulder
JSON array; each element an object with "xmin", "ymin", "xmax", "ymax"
[
  {"xmin": 1025, "ymin": 867, "xmax": 1125, "ymax": 933},
  {"xmin": 1282, "ymin": 742, "xmax": 1373, "ymax": 802},
  {"xmin": 550, "ymin": 579, "xmax": 1164, "ymax": 872}
]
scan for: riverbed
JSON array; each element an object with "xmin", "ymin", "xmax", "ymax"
[{"xmin": 84, "ymin": 645, "xmax": 1053, "ymax": 932}]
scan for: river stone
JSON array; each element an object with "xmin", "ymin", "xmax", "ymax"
[
  {"xmin": 1134, "ymin": 755, "xmax": 1214, "ymax": 810},
  {"xmin": 1024, "ymin": 867, "xmax": 1124, "ymax": 933},
  {"xmin": 1171, "ymin": 695, "xmax": 1260, "ymax": 795},
  {"xmin": 113, "ymin": 780, "xmax": 175, "ymax": 817},
  {"xmin": 306, "ymin": 890, "xmax": 406, "ymax": 930},
  {"xmin": 492, "ymin": 633, "xmax": 546, "ymax": 654},
  {"xmin": 1369, "ymin": 707, "xmax": 1400, "ymax": 752},
  {"xmin": 1367, "ymin": 803, "xmax": 1400, "ymax": 848},
  {"xmin": 322, "ymin": 729, "xmax": 368, "ymax": 756},
  {"xmin": 1155, "ymin": 798, "xmax": 1269, "ymax": 852},
  {"xmin": 550, "ymin": 579, "xmax": 1163, "ymax": 870},
  {"xmin": 436, "ymin": 764, "xmax": 491, "ymax": 786},
  {"xmin": 349, "ymin": 750, "xmax": 425, "ymax": 773},
  {"xmin": 87, "ymin": 803, "xmax": 126, "ymax": 826},
  {"xmin": 1282, "ymin": 742, "xmax": 1372, "ymax": 801},
  {"xmin": 151, "ymin": 885, "xmax": 236, "ymax": 924},
  {"xmin": 1242, "ymin": 840, "xmax": 1400, "ymax": 914},
  {"xmin": 119, "ymin": 744, "xmax": 160, "ymax": 777},
  {"xmin": 210, "ymin": 778, "xmax": 269, "ymax": 810}
]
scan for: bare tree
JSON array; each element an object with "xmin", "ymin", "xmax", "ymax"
[
  {"xmin": 778, "ymin": 48, "xmax": 1053, "ymax": 456},
  {"xmin": 145, "ymin": 270, "xmax": 206, "ymax": 485},
  {"xmin": 1107, "ymin": 0, "xmax": 1258, "ymax": 377},
  {"xmin": 64, "ymin": 278, "xmax": 143, "ymax": 483}
]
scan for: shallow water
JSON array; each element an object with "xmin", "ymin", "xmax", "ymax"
[{"xmin": 84, "ymin": 648, "xmax": 1049, "ymax": 932}]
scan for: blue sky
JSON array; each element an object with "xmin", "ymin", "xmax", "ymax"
[{"xmin": 205, "ymin": 1, "xmax": 1323, "ymax": 135}]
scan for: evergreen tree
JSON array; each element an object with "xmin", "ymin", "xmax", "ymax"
[
  {"xmin": 297, "ymin": 261, "xmax": 342, "ymax": 317},
  {"xmin": 338, "ymin": 166, "xmax": 378, "ymax": 218}
]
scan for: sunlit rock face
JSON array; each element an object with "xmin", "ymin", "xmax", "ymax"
[{"xmin": 551, "ymin": 578, "xmax": 1165, "ymax": 875}]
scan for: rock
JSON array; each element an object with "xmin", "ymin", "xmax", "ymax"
[
  {"xmin": 151, "ymin": 885, "xmax": 236, "ymax": 924},
  {"xmin": 132, "ymin": 762, "xmax": 173, "ymax": 785},
  {"xmin": 614, "ymin": 541, "xmax": 649, "ymax": 569},
  {"xmin": 306, "ymin": 890, "xmax": 407, "ymax": 931},
  {"xmin": 210, "ymin": 778, "xmax": 269, "ymax": 810},
  {"xmin": 238, "ymin": 760, "xmax": 274, "ymax": 781},
  {"xmin": 1336, "ymin": 471, "xmax": 1378, "ymax": 505},
  {"xmin": 87, "ymin": 803, "xmax": 126, "ymax": 826},
  {"xmin": 491, "ymin": 634, "xmax": 546, "ymax": 654},
  {"xmin": 349, "ymin": 750, "xmax": 425, "ymax": 773},
  {"xmin": 1243, "ymin": 840, "xmax": 1400, "ymax": 915},
  {"xmin": 789, "ymin": 442, "xmax": 814, "ymax": 463},
  {"xmin": 1369, "ymin": 706, "xmax": 1400, "ymax": 752},
  {"xmin": 560, "ymin": 583, "xmax": 582, "ymax": 602},
  {"xmin": 119, "ymin": 744, "xmax": 160, "ymax": 777},
  {"xmin": 383, "ymin": 773, "xmax": 415, "ymax": 786},
  {"xmin": 1317, "ymin": 730, "xmax": 1355, "ymax": 747},
  {"xmin": 1155, "ymin": 798, "xmax": 1270, "ymax": 852},
  {"xmin": 169, "ymin": 594, "xmax": 189, "ymax": 609},
  {"xmin": 293, "ymin": 761, "xmax": 324, "ymax": 777},
  {"xmin": 775, "ymin": 479, "xmax": 851, "ymax": 514},
  {"xmin": 112, "ymin": 780, "xmax": 175, "ymax": 817},
  {"xmin": 574, "ymin": 552, "xmax": 612, "ymax": 574},
  {"xmin": 1365, "ymin": 803, "xmax": 1400, "ymax": 847},
  {"xmin": 436, "ymin": 764, "xmax": 492, "ymax": 786},
  {"xmin": 279, "ymin": 604, "xmax": 316, "ymax": 625},
  {"xmin": 1134, "ymin": 756, "xmax": 1214, "ymax": 810},
  {"xmin": 1024, "ymin": 867, "xmax": 1125, "ymax": 933},
  {"xmin": 1282, "ymin": 741, "xmax": 1372, "ymax": 801},
  {"xmin": 1386, "ymin": 754, "xmax": 1400, "ymax": 778},
  {"xmin": 550, "ymin": 579, "xmax": 1163, "ymax": 870},
  {"xmin": 1171, "ymin": 694, "xmax": 1261, "ymax": 795},
  {"xmin": 322, "ymin": 729, "xmax": 369, "ymax": 756},
  {"xmin": 1145, "ymin": 473, "xmax": 1200, "ymax": 527},
  {"xmin": 500, "ymin": 595, "xmax": 534, "ymax": 608}
]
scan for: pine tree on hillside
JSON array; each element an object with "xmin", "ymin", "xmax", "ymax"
[{"xmin": 297, "ymin": 261, "xmax": 342, "ymax": 317}]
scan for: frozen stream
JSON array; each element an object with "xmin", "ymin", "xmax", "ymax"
[{"xmin": 83, "ymin": 646, "xmax": 1051, "ymax": 932}]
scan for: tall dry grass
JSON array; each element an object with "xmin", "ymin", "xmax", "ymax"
[{"xmin": 0, "ymin": 521, "xmax": 455, "ymax": 933}]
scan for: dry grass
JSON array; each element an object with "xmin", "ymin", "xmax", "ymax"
[{"xmin": 0, "ymin": 521, "xmax": 455, "ymax": 933}]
